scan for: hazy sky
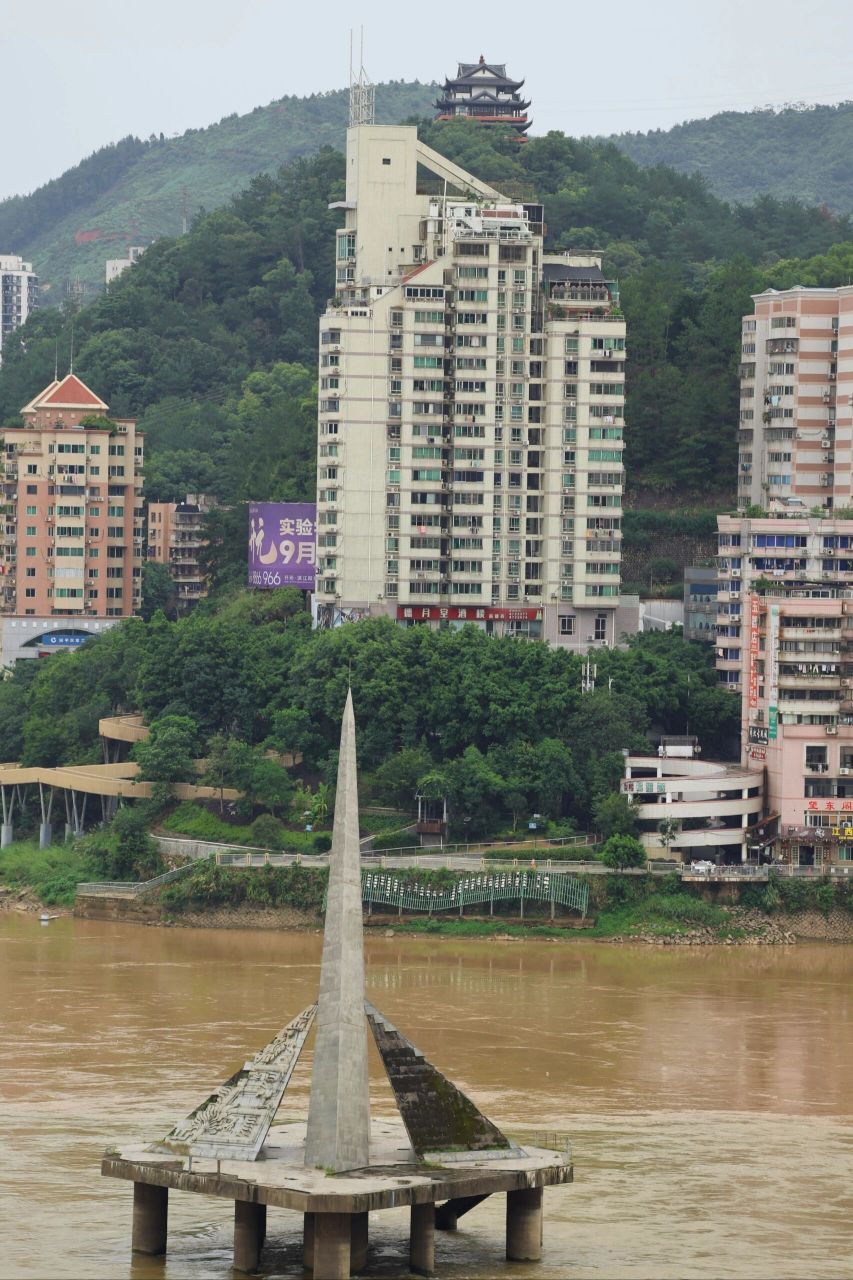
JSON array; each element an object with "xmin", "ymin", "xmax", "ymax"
[{"xmin": 3, "ymin": 0, "xmax": 853, "ymax": 202}]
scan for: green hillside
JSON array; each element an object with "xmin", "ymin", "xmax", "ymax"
[
  {"xmin": 0, "ymin": 81, "xmax": 436, "ymax": 300},
  {"xmin": 611, "ymin": 103, "xmax": 853, "ymax": 212},
  {"xmin": 3, "ymin": 118, "xmax": 853, "ymax": 523}
]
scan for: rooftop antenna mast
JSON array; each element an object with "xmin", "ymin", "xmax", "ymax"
[{"xmin": 349, "ymin": 27, "xmax": 375, "ymax": 127}]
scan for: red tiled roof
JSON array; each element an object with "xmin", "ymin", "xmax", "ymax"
[
  {"xmin": 39, "ymin": 374, "xmax": 107, "ymax": 409},
  {"xmin": 401, "ymin": 260, "xmax": 436, "ymax": 284}
]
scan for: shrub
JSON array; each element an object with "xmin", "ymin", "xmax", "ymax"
[
  {"xmin": 313, "ymin": 833, "xmax": 332, "ymax": 853},
  {"xmin": 250, "ymin": 813, "xmax": 285, "ymax": 850},
  {"xmin": 600, "ymin": 835, "xmax": 647, "ymax": 870},
  {"xmin": 815, "ymin": 882, "xmax": 835, "ymax": 918}
]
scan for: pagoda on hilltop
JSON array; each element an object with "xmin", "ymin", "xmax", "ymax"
[{"xmin": 435, "ymin": 55, "xmax": 531, "ymax": 135}]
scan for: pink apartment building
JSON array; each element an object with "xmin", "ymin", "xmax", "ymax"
[
  {"xmin": 718, "ymin": 280, "xmax": 853, "ymax": 868},
  {"xmin": 0, "ymin": 374, "xmax": 144, "ymax": 621}
]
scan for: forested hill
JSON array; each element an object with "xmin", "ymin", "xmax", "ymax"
[
  {"xmin": 5, "ymin": 119, "xmax": 853, "ymax": 533},
  {"xmin": 0, "ymin": 81, "xmax": 436, "ymax": 299},
  {"xmin": 611, "ymin": 103, "xmax": 853, "ymax": 212}
]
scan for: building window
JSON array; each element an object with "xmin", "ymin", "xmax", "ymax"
[
  {"xmin": 594, "ymin": 615, "xmax": 608, "ymax": 642},
  {"xmin": 559, "ymin": 616, "xmax": 575, "ymax": 636}
]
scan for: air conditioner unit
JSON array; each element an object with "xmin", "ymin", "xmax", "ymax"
[
  {"xmin": 826, "ymin": 725, "xmax": 838, "ymax": 735},
  {"xmin": 822, "ymin": 440, "xmax": 831, "ymax": 449},
  {"xmin": 732, "ymin": 569, "xmax": 741, "ymax": 578},
  {"xmin": 830, "ymin": 372, "xmax": 836, "ymax": 380},
  {"xmin": 841, "ymin": 679, "xmax": 850, "ymax": 688},
  {"xmin": 841, "ymin": 767, "xmax": 851, "ymax": 776}
]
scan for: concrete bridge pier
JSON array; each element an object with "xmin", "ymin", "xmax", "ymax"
[
  {"xmin": 410, "ymin": 1203, "xmax": 435, "ymax": 1276},
  {"xmin": 39, "ymin": 823, "xmax": 52, "ymax": 849},
  {"xmin": 1, "ymin": 823, "xmax": 13, "ymax": 848},
  {"xmin": 313, "ymin": 1212, "xmax": 351, "ymax": 1280},
  {"xmin": 303, "ymin": 1212, "xmax": 315, "ymax": 1269},
  {"xmin": 506, "ymin": 1186, "xmax": 543, "ymax": 1261},
  {"xmin": 131, "ymin": 1182, "xmax": 167, "ymax": 1255},
  {"xmin": 233, "ymin": 1199, "xmax": 265, "ymax": 1273},
  {"xmin": 350, "ymin": 1211, "xmax": 368, "ymax": 1270}
]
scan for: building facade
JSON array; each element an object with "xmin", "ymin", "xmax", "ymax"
[
  {"xmin": 0, "ymin": 614, "xmax": 122, "ymax": 665},
  {"xmin": 683, "ymin": 565, "xmax": 717, "ymax": 642},
  {"xmin": 106, "ymin": 245, "xmax": 146, "ymax": 285},
  {"xmin": 435, "ymin": 57, "xmax": 531, "ymax": 135},
  {"xmin": 315, "ymin": 124, "xmax": 630, "ymax": 648},
  {"xmin": 738, "ymin": 285, "xmax": 853, "ymax": 513},
  {"xmin": 147, "ymin": 493, "xmax": 215, "ymax": 613},
  {"xmin": 717, "ymin": 512, "xmax": 853, "ymax": 867},
  {"xmin": 622, "ymin": 753, "xmax": 766, "ymax": 864},
  {"xmin": 0, "ymin": 375, "xmax": 144, "ymax": 619},
  {"xmin": 0, "ymin": 254, "xmax": 38, "ymax": 364}
]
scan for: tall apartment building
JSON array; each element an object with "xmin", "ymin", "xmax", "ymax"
[
  {"xmin": 717, "ymin": 512, "xmax": 853, "ymax": 867},
  {"xmin": 147, "ymin": 493, "xmax": 215, "ymax": 613},
  {"xmin": 315, "ymin": 125, "xmax": 631, "ymax": 648},
  {"xmin": 738, "ymin": 285, "xmax": 853, "ymax": 512},
  {"xmin": 725, "ymin": 282, "xmax": 853, "ymax": 865},
  {"xmin": 0, "ymin": 374, "xmax": 144, "ymax": 618},
  {"xmin": 0, "ymin": 254, "xmax": 38, "ymax": 363}
]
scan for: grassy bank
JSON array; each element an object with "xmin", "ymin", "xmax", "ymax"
[{"xmin": 0, "ymin": 839, "xmax": 108, "ymax": 907}]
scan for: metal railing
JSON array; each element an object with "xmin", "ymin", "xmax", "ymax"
[
  {"xmin": 76, "ymin": 862, "xmax": 198, "ymax": 898},
  {"xmin": 361, "ymin": 868, "xmax": 588, "ymax": 917}
]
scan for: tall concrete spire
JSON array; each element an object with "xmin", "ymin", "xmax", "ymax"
[{"xmin": 305, "ymin": 689, "xmax": 370, "ymax": 1171}]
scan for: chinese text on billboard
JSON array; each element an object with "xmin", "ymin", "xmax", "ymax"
[{"xmin": 248, "ymin": 502, "xmax": 316, "ymax": 589}]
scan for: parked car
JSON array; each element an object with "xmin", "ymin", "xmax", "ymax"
[{"xmin": 690, "ymin": 860, "xmax": 715, "ymax": 874}]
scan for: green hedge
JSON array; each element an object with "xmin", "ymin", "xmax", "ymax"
[{"xmin": 163, "ymin": 802, "xmax": 328, "ymax": 854}]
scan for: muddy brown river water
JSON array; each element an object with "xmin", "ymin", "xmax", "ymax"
[{"xmin": 0, "ymin": 916, "xmax": 850, "ymax": 1279}]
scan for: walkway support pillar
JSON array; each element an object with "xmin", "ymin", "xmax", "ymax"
[
  {"xmin": 410, "ymin": 1203, "xmax": 435, "ymax": 1276},
  {"xmin": 313, "ymin": 1212, "xmax": 351, "ymax": 1280},
  {"xmin": 350, "ymin": 1211, "xmax": 368, "ymax": 1270},
  {"xmin": 506, "ymin": 1186, "xmax": 542, "ymax": 1261},
  {"xmin": 131, "ymin": 1182, "xmax": 168, "ymax": 1255},
  {"xmin": 39, "ymin": 823, "xmax": 52, "ymax": 849},
  {"xmin": 303, "ymin": 1212, "xmax": 315, "ymax": 1271},
  {"xmin": 233, "ymin": 1199, "xmax": 265, "ymax": 1273},
  {"xmin": 1, "ymin": 823, "xmax": 12, "ymax": 848}
]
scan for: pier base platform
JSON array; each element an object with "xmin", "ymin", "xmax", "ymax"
[{"xmin": 104, "ymin": 1118, "xmax": 571, "ymax": 1277}]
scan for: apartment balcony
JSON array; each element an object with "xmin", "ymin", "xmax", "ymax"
[
  {"xmin": 716, "ymin": 656, "xmax": 742, "ymax": 671},
  {"xmin": 778, "ymin": 673, "xmax": 841, "ymax": 689},
  {"xmin": 782, "ymin": 626, "xmax": 842, "ymax": 642}
]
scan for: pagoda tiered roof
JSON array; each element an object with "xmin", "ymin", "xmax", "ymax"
[{"xmin": 435, "ymin": 55, "xmax": 531, "ymax": 135}]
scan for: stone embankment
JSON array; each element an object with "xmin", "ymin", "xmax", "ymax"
[
  {"xmin": 0, "ymin": 884, "xmax": 70, "ymax": 916},
  {"xmin": 617, "ymin": 908, "xmax": 853, "ymax": 946}
]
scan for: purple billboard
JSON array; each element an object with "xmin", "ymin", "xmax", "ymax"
[{"xmin": 248, "ymin": 502, "xmax": 317, "ymax": 589}]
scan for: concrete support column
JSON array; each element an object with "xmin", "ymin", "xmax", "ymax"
[
  {"xmin": 410, "ymin": 1203, "xmax": 435, "ymax": 1276},
  {"xmin": 506, "ymin": 1186, "xmax": 543, "ymax": 1262},
  {"xmin": 233, "ymin": 1200, "xmax": 265, "ymax": 1274},
  {"xmin": 350, "ymin": 1211, "xmax": 368, "ymax": 1271},
  {"xmin": 39, "ymin": 823, "xmax": 52, "ymax": 849},
  {"xmin": 303, "ymin": 1212, "xmax": 315, "ymax": 1271},
  {"xmin": 1, "ymin": 823, "xmax": 13, "ymax": 848},
  {"xmin": 131, "ymin": 1182, "xmax": 168, "ymax": 1255},
  {"xmin": 313, "ymin": 1212, "xmax": 351, "ymax": 1280}
]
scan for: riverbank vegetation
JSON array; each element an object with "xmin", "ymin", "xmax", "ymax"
[{"xmin": 0, "ymin": 605, "xmax": 738, "ymax": 840}]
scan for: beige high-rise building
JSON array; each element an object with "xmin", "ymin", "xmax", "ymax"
[
  {"xmin": 315, "ymin": 125, "xmax": 631, "ymax": 647},
  {"xmin": 738, "ymin": 285, "xmax": 853, "ymax": 512},
  {"xmin": 0, "ymin": 374, "xmax": 144, "ymax": 618},
  {"xmin": 147, "ymin": 493, "xmax": 216, "ymax": 613},
  {"xmin": 0, "ymin": 254, "xmax": 38, "ymax": 364}
]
